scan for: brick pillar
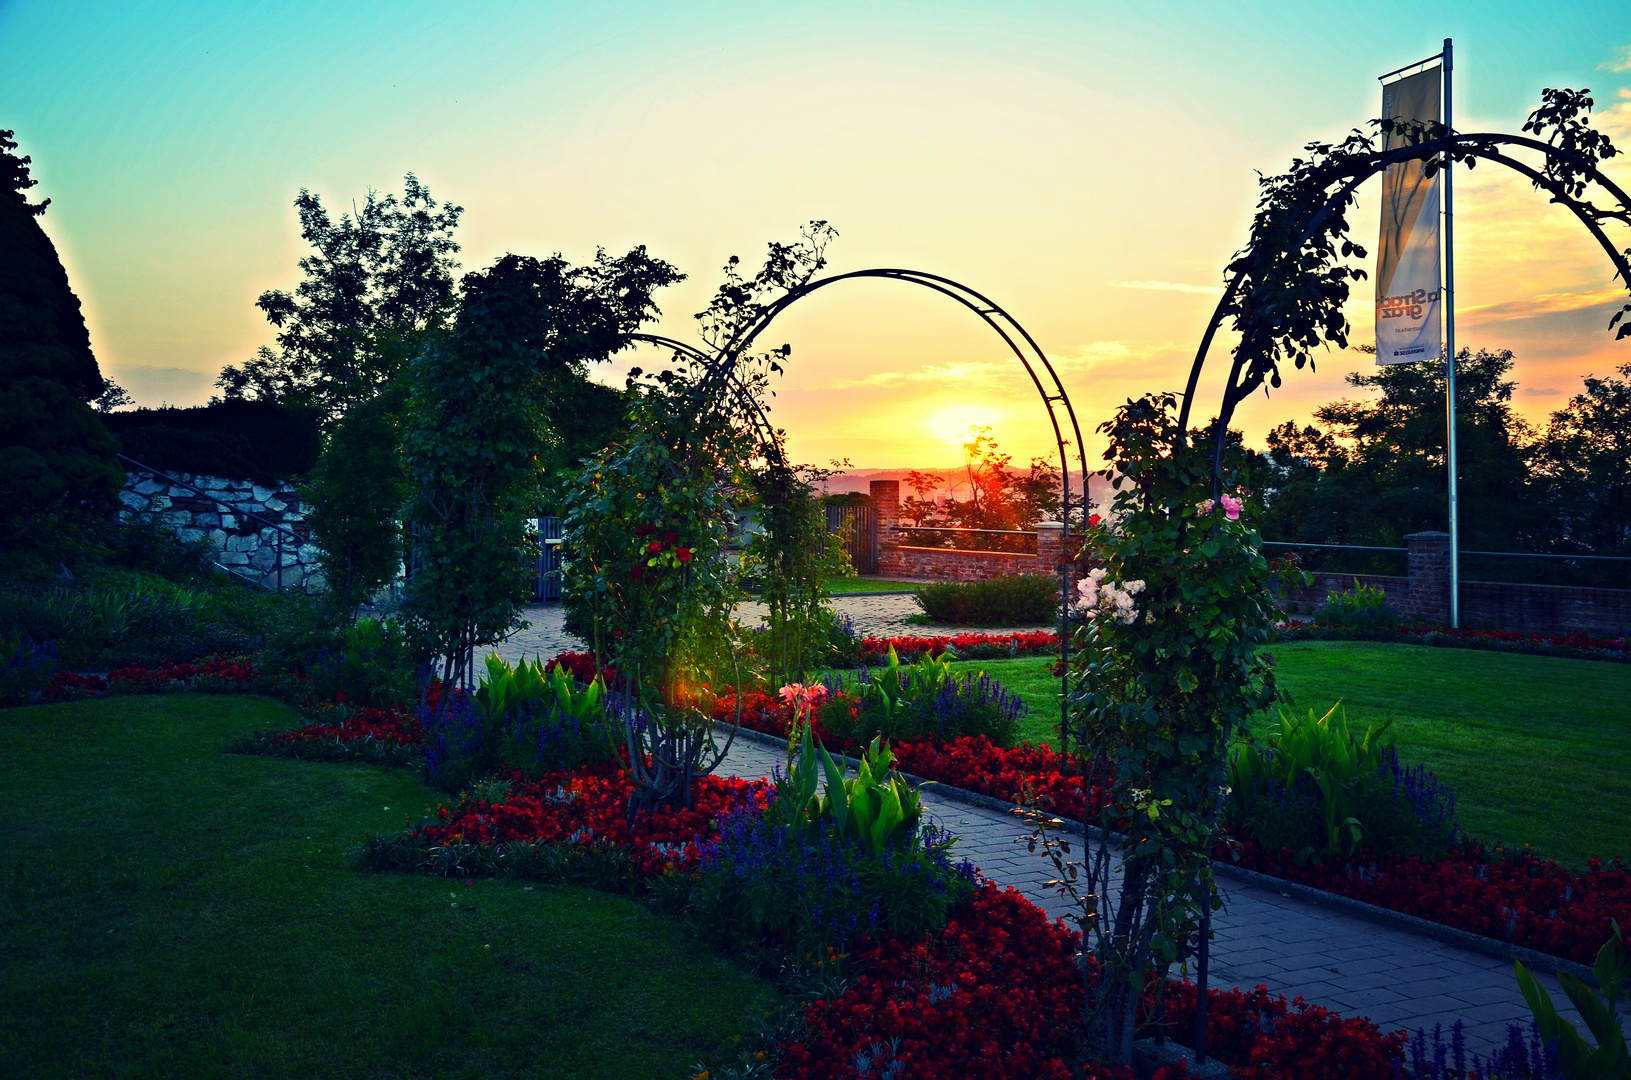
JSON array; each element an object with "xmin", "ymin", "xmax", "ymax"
[
  {"xmin": 1405, "ymin": 530, "xmax": 1451, "ymax": 625},
  {"xmin": 1036, "ymin": 519, "xmax": 1073, "ymax": 611},
  {"xmin": 870, "ymin": 480, "xmax": 902, "ymax": 576}
]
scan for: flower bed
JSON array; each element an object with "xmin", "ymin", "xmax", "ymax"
[
  {"xmin": 408, "ymin": 762, "xmax": 765, "ymax": 878},
  {"xmin": 1230, "ymin": 839, "xmax": 1631, "ymax": 967},
  {"xmin": 708, "ymin": 687, "xmax": 1630, "ymax": 968},
  {"xmin": 857, "ymin": 630, "xmax": 1060, "ymax": 665},
  {"xmin": 44, "ymin": 656, "xmax": 262, "ymax": 701},
  {"xmin": 356, "ymin": 752, "xmax": 1421, "ymax": 1079},
  {"xmin": 1279, "ymin": 621, "xmax": 1630, "ymax": 663}
]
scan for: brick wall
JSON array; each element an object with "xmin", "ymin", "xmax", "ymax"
[
  {"xmin": 869, "ymin": 480, "xmax": 1070, "ymax": 585},
  {"xmin": 1275, "ymin": 530, "xmax": 1631, "ymax": 635}
]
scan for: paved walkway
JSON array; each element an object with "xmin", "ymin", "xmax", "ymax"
[
  {"xmin": 494, "ymin": 594, "xmax": 1052, "ymax": 666},
  {"xmin": 710, "ymin": 733, "xmax": 1624, "ymax": 1059},
  {"xmin": 497, "ymin": 601, "xmax": 1624, "ymax": 1057}
]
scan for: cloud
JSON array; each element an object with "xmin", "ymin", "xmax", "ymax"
[
  {"xmin": 1108, "ymin": 279, "xmax": 1224, "ymax": 296},
  {"xmin": 1602, "ymin": 45, "xmax": 1631, "ymax": 73},
  {"xmin": 1518, "ymin": 386, "xmax": 1564, "ymax": 396},
  {"xmin": 1053, "ymin": 339, "xmax": 1186, "ymax": 372},
  {"xmin": 1459, "ymin": 289, "xmax": 1631, "ymax": 322}
]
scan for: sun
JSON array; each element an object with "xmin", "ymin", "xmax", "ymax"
[{"xmin": 925, "ymin": 404, "xmax": 999, "ymax": 450}]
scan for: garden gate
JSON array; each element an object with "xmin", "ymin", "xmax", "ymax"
[
  {"xmin": 824, "ymin": 503, "xmax": 877, "ymax": 574},
  {"xmin": 535, "ymin": 516, "xmax": 563, "ymax": 602}
]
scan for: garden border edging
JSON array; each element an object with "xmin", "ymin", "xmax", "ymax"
[{"xmin": 723, "ymin": 724, "xmax": 1602, "ymax": 988}]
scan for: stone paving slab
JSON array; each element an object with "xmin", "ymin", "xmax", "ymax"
[
  {"xmin": 494, "ymin": 596, "xmax": 1054, "ymax": 667},
  {"xmin": 710, "ymin": 733, "xmax": 1627, "ymax": 1058}
]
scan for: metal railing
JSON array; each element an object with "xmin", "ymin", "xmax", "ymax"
[
  {"xmin": 1263, "ymin": 540, "xmax": 1631, "ymax": 563},
  {"xmin": 898, "ymin": 526, "xmax": 1033, "ymax": 536},
  {"xmin": 119, "ymin": 454, "xmax": 304, "ymax": 591}
]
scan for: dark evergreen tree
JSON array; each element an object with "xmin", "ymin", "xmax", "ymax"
[{"xmin": 0, "ymin": 130, "xmax": 122, "ymax": 562}]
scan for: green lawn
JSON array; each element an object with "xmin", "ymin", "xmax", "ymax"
[
  {"xmin": 858, "ymin": 643, "xmax": 1631, "ymax": 869},
  {"xmin": 0, "ymin": 694, "xmax": 776, "ymax": 1079},
  {"xmin": 825, "ymin": 576, "xmax": 925, "ymax": 593}
]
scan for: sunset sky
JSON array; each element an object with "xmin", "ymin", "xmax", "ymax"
[{"xmin": 5, "ymin": 1, "xmax": 1629, "ymax": 471}]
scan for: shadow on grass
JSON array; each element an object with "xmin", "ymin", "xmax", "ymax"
[{"xmin": 0, "ymin": 694, "xmax": 777, "ymax": 1079}]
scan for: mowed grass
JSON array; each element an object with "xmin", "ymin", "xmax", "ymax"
[
  {"xmin": 825, "ymin": 576, "xmax": 925, "ymax": 594},
  {"xmin": 0, "ymin": 694, "xmax": 776, "ymax": 1080},
  {"xmin": 878, "ymin": 643, "xmax": 1631, "ymax": 869}
]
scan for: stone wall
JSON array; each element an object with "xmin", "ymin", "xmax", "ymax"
[{"xmin": 119, "ymin": 469, "xmax": 326, "ymax": 591}]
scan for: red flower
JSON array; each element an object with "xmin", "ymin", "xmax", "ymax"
[
  {"xmin": 662, "ymin": 530, "xmax": 678, "ymax": 545},
  {"xmin": 676, "ymin": 547, "xmax": 692, "ymax": 563},
  {"xmin": 646, "ymin": 541, "xmax": 663, "ymax": 554}
]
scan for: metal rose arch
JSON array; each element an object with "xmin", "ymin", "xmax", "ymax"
[
  {"xmin": 1181, "ymin": 124, "xmax": 1631, "ymax": 485},
  {"xmin": 631, "ymin": 266, "xmax": 1090, "ymax": 743}
]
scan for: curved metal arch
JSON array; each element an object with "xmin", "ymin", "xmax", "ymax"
[
  {"xmin": 1180, "ymin": 132, "xmax": 1631, "ymax": 478},
  {"xmin": 631, "ymin": 269, "xmax": 1088, "ymax": 755},
  {"xmin": 626, "ymin": 332, "xmax": 790, "ymax": 472},
  {"xmin": 689, "ymin": 268, "xmax": 1090, "ymax": 535}
]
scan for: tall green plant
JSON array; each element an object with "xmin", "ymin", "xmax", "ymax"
[
  {"xmin": 404, "ymin": 249, "xmax": 680, "ymax": 712},
  {"xmin": 303, "ymin": 390, "xmax": 407, "ymax": 618},
  {"xmin": 741, "ymin": 463, "xmax": 852, "ymax": 685},
  {"xmin": 561, "ymin": 223, "xmax": 835, "ymax": 814},
  {"xmin": 1515, "ymin": 921, "xmax": 1630, "ymax": 1080},
  {"xmin": 1025, "ymin": 393, "xmax": 1303, "ymax": 1065},
  {"xmin": 1227, "ymin": 702, "xmax": 1391, "ymax": 862}
]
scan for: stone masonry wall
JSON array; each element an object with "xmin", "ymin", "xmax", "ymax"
[{"xmin": 119, "ymin": 469, "xmax": 325, "ymax": 592}]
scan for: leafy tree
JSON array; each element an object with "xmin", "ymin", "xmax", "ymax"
[
  {"xmin": 1531, "ymin": 362, "xmax": 1631, "ymax": 558},
  {"xmin": 406, "ymin": 248, "xmax": 682, "ymax": 710},
  {"xmin": 900, "ymin": 468, "xmax": 942, "ymax": 527},
  {"xmin": 302, "ymin": 388, "xmax": 408, "ymax": 618},
  {"xmin": 1031, "ymin": 392, "xmax": 1291, "ymax": 1065},
  {"xmin": 916, "ymin": 428, "xmax": 1063, "ymax": 551},
  {"xmin": 0, "ymin": 129, "xmax": 122, "ymax": 563},
  {"xmin": 1259, "ymin": 348, "xmax": 1537, "ymax": 557},
  {"xmin": 215, "ymin": 174, "xmax": 463, "ymax": 417}
]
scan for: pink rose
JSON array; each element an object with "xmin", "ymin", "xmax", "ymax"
[{"xmin": 1220, "ymin": 494, "xmax": 1243, "ymax": 521}]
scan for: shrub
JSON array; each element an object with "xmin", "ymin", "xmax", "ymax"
[
  {"xmin": 422, "ymin": 653, "xmax": 618, "ymax": 790},
  {"xmin": 1314, "ymin": 579, "xmax": 1402, "ymax": 630},
  {"xmin": 305, "ymin": 616, "xmax": 415, "ymax": 707},
  {"xmin": 914, "ymin": 574, "xmax": 1059, "ymax": 626},
  {"xmin": 690, "ymin": 804, "xmax": 975, "ymax": 958},
  {"xmin": 1228, "ymin": 702, "xmax": 1458, "ymax": 864},
  {"xmin": 814, "ymin": 646, "xmax": 1026, "ymax": 748},
  {"xmin": 0, "ymin": 633, "xmax": 57, "ymax": 705}
]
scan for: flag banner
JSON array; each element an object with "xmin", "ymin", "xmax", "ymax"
[{"xmin": 1376, "ymin": 66, "xmax": 1443, "ymax": 364}]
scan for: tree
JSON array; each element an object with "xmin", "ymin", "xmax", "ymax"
[
  {"xmin": 1031, "ymin": 392, "xmax": 1289, "ymax": 1065},
  {"xmin": 900, "ymin": 468, "xmax": 942, "ymax": 527},
  {"xmin": 215, "ymin": 174, "xmax": 464, "ymax": 417},
  {"xmin": 917, "ymin": 428, "xmax": 1063, "ymax": 551},
  {"xmin": 563, "ymin": 224, "xmax": 834, "ymax": 813},
  {"xmin": 1532, "ymin": 362, "xmax": 1631, "ymax": 558},
  {"xmin": 0, "ymin": 129, "xmax": 122, "ymax": 561},
  {"xmin": 1259, "ymin": 348, "xmax": 1538, "ymax": 555},
  {"xmin": 406, "ymin": 248, "xmax": 683, "ymax": 710},
  {"xmin": 302, "ymin": 388, "xmax": 408, "ymax": 617}
]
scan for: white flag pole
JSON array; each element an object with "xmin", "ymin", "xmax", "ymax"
[{"xmin": 1443, "ymin": 37, "xmax": 1459, "ymax": 629}]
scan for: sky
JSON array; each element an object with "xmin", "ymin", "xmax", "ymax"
[{"xmin": 4, "ymin": 1, "xmax": 1629, "ymax": 472}]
